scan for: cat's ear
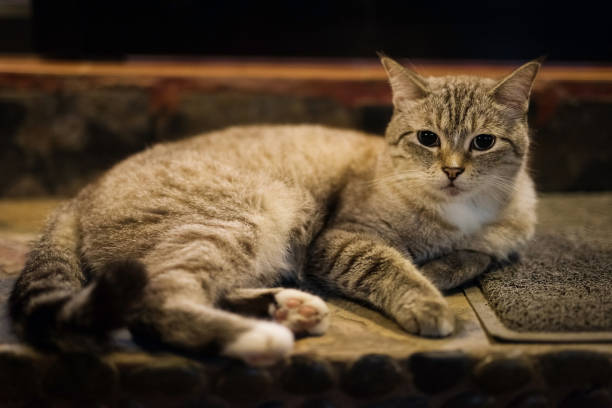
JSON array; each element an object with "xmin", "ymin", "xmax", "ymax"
[
  {"xmin": 490, "ymin": 58, "xmax": 543, "ymax": 115},
  {"xmin": 378, "ymin": 53, "xmax": 429, "ymax": 108}
]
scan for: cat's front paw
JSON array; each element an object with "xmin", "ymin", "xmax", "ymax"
[{"xmin": 393, "ymin": 296, "xmax": 455, "ymax": 337}]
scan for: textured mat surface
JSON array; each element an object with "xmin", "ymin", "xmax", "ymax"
[{"xmin": 479, "ymin": 193, "xmax": 612, "ymax": 332}]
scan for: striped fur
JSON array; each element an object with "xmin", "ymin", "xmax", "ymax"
[{"xmin": 10, "ymin": 57, "xmax": 540, "ymax": 363}]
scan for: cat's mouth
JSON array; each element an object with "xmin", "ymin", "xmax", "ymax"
[{"xmin": 441, "ymin": 184, "xmax": 463, "ymax": 196}]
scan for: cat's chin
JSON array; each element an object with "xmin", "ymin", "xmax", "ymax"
[{"xmin": 425, "ymin": 187, "xmax": 466, "ymax": 203}]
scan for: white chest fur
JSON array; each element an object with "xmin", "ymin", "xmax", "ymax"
[{"xmin": 438, "ymin": 194, "xmax": 500, "ymax": 235}]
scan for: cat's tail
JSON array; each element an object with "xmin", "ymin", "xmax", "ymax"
[{"xmin": 9, "ymin": 201, "xmax": 147, "ymax": 351}]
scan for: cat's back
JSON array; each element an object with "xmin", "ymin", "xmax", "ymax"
[
  {"xmin": 167, "ymin": 124, "xmax": 380, "ymax": 175},
  {"xmin": 75, "ymin": 125, "xmax": 383, "ymax": 265},
  {"xmin": 90, "ymin": 124, "xmax": 382, "ymax": 200}
]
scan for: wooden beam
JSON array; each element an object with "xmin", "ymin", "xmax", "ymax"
[{"xmin": 1, "ymin": 57, "xmax": 612, "ymax": 82}]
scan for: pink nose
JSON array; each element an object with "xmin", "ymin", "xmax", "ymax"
[{"xmin": 442, "ymin": 167, "xmax": 464, "ymax": 180}]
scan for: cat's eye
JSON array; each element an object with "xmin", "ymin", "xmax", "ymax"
[
  {"xmin": 417, "ymin": 130, "xmax": 440, "ymax": 147},
  {"xmin": 471, "ymin": 134, "xmax": 496, "ymax": 151}
]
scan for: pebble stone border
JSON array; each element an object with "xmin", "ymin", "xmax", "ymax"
[{"xmin": 0, "ymin": 345, "xmax": 610, "ymax": 407}]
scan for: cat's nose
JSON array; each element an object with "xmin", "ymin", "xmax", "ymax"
[{"xmin": 442, "ymin": 166, "xmax": 465, "ymax": 181}]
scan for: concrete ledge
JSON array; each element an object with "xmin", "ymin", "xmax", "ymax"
[{"xmin": 0, "ymin": 344, "xmax": 610, "ymax": 407}]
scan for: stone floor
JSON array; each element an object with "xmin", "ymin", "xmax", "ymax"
[{"xmin": 0, "ymin": 196, "xmax": 611, "ymax": 407}]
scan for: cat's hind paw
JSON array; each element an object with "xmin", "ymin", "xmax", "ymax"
[
  {"xmin": 222, "ymin": 321, "xmax": 294, "ymax": 366},
  {"xmin": 270, "ymin": 289, "xmax": 330, "ymax": 336}
]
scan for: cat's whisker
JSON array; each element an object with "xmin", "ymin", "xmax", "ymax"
[
  {"xmin": 487, "ymin": 178, "xmax": 514, "ymax": 189},
  {"xmin": 487, "ymin": 185, "xmax": 514, "ymax": 198},
  {"xmin": 484, "ymin": 181, "xmax": 517, "ymax": 201},
  {"xmin": 487, "ymin": 177, "xmax": 517, "ymax": 194}
]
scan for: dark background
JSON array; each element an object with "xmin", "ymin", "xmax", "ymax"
[{"xmin": 2, "ymin": 0, "xmax": 611, "ymax": 61}]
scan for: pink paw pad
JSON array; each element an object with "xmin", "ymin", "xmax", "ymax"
[
  {"xmin": 298, "ymin": 305, "xmax": 317, "ymax": 318},
  {"xmin": 271, "ymin": 289, "xmax": 330, "ymax": 336},
  {"xmin": 285, "ymin": 298, "xmax": 302, "ymax": 308}
]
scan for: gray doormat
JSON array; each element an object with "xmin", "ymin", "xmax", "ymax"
[
  {"xmin": 471, "ymin": 193, "xmax": 612, "ymax": 342},
  {"xmin": 0, "ymin": 277, "xmax": 18, "ymax": 343}
]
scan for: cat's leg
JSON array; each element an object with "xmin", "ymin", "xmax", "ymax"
[
  {"xmin": 306, "ymin": 228, "xmax": 454, "ymax": 337},
  {"xmin": 130, "ymin": 272, "xmax": 294, "ymax": 366},
  {"xmin": 419, "ymin": 250, "xmax": 493, "ymax": 290},
  {"xmin": 221, "ymin": 288, "xmax": 330, "ymax": 335}
]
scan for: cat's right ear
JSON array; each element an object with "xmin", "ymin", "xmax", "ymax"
[
  {"xmin": 378, "ymin": 53, "xmax": 429, "ymax": 109},
  {"xmin": 490, "ymin": 58, "xmax": 543, "ymax": 116}
]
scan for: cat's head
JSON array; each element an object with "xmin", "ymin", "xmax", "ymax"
[{"xmin": 379, "ymin": 55, "xmax": 541, "ymax": 202}]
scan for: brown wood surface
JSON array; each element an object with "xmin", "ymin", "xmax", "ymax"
[{"xmin": 1, "ymin": 57, "xmax": 612, "ymax": 81}]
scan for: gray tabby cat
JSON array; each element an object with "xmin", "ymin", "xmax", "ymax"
[{"xmin": 10, "ymin": 56, "xmax": 540, "ymax": 365}]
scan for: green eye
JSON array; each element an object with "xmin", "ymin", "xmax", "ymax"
[
  {"xmin": 471, "ymin": 134, "xmax": 496, "ymax": 151},
  {"xmin": 417, "ymin": 130, "xmax": 440, "ymax": 147}
]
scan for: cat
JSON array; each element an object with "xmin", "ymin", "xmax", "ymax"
[{"xmin": 9, "ymin": 55, "xmax": 540, "ymax": 365}]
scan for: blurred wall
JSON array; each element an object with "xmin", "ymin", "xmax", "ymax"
[{"xmin": 0, "ymin": 69, "xmax": 610, "ymax": 196}]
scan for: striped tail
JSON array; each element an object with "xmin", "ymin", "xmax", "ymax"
[{"xmin": 9, "ymin": 202, "xmax": 147, "ymax": 351}]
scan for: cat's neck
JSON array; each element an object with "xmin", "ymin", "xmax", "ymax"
[{"xmin": 436, "ymin": 191, "xmax": 504, "ymax": 234}]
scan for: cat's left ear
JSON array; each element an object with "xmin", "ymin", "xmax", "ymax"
[
  {"xmin": 378, "ymin": 53, "xmax": 430, "ymax": 109},
  {"xmin": 490, "ymin": 58, "xmax": 543, "ymax": 115}
]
